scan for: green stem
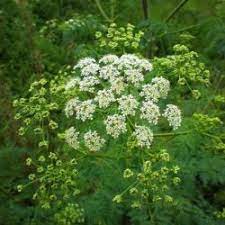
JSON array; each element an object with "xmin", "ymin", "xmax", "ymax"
[
  {"xmin": 158, "ymin": 19, "xmax": 211, "ymax": 38},
  {"xmin": 88, "ymin": 153, "xmax": 115, "ymax": 160},
  {"xmin": 94, "ymin": 0, "xmax": 111, "ymax": 22},
  {"xmin": 110, "ymin": 0, "xmax": 116, "ymax": 20},
  {"xmin": 202, "ymin": 132, "xmax": 221, "ymax": 141},
  {"xmin": 120, "ymin": 181, "xmax": 139, "ymax": 196},
  {"xmin": 22, "ymin": 179, "xmax": 39, "ymax": 189},
  {"xmin": 148, "ymin": 204, "xmax": 155, "ymax": 224},
  {"xmin": 164, "ymin": 0, "xmax": 189, "ymax": 22},
  {"xmin": 141, "ymin": 0, "xmax": 149, "ymax": 20},
  {"xmin": 154, "ymin": 130, "xmax": 191, "ymax": 137},
  {"xmin": 127, "ymin": 116, "xmax": 135, "ymax": 130},
  {"xmin": 203, "ymin": 71, "xmax": 223, "ymax": 113},
  {"xmin": 185, "ymin": 80, "xmax": 193, "ymax": 92},
  {"xmin": 76, "ymin": 148, "xmax": 88, "ymax": 156}
]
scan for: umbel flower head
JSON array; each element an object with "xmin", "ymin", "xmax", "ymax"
[{"xmin": 64, "ymin": 54, "xmax": 182, "ymax": 151}]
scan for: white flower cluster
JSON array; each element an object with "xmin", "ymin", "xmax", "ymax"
[
  {"xmin": 99, "ymin": 54, "xmax": 119, "ymax": 65},
  {"xmin": 163, "ymin": 104, "xmax": 182, "ymax": 130},
  {"xmin": 109, "ymin": 77, "xmax": 126, "ymax": 94},
  {"xmin": 81, "ymin": 63, "xmax": 100, "ymax": 77},
  {"xmin": 74, "ymin": 57, "xmax": 96, "ymax": 69},
  {"xmin": 95, "ymin": 89, "xmax": 115, "ymax": 108},
  {"xmin": 99, "ymin": 65, "xmax": 120, "ymax": 80},
  {"xmin": 64, "ymin": 54, "xmax": 182, "ymax": 151},
  {"xmin": 65, "ymin": 98, "xmax": 80, "ymax": 117},
  {"xmin": 133, "ymin": 125, "xmax": 153, "ymax": 148},
  {"xmin": 76, "ymin": 100, "xmax": 96, "ymax": 121},
  {"xmin": 125, "ymin": 69, "xmax": 144, "ymax": 87},
  {"xmin": 118, "ymin": 95, "xmax": 138, "ymax": 116},
  {"xmin": 118, "ymin": 54, "xmax": 152, "ymax": 71},
  {"xmin": 80, "ymin": 76, "xmax": 100, "ymax": 92},
  {"xmin": 104, "ymin": 114, "xmax": 127, "ymax": 138},
  {"xmin": 84, "ymin": 130, "xmax": 106, "ymax": 152},
  {"xmin": 72, "ymin": 54, "xmax": 153, "ymax": 94},
  {"xmin": 140, "ymin": 100, "xmax": 160, "ymax": 125},
  {"xmin": 65, "ymin": 98, "xmax": 96, "ymax": 121},
  {"xmin": 65, "ymin": 128, "xmax": 106, "ymax": 152},
  {"xmin": 65, "ymin": 127, "xmax": 80, "ymax": 149},
  {"xmin": 140, "ymin": 76, "xmax": 170, "ymax": 102},
  {"xmin": 151, "ymin": 77, "xmax": 170, "ymax": 99}
]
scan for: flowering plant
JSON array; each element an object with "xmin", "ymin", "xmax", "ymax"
[
  {"xmin": 14, "ymin": 49, "xmax": 223, "ymax": 224},
  {"xmin": 96, "ymin": 23, "xmax": 144, "ymax": 54},
  {"xmin": 62, "ymin": 54, "xmax": 183, "ymax": 218},
  {"xmin": 153, "ymin": 44, "xmax": 210, "ymax": 99},
  {"xmin": 64, "ymin": 54, "xmax": 182, "ymax": 153}
]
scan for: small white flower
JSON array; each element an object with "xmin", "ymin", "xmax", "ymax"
[
  {"xmin": 95, "ymin": 89, "xmax": 115, "ymax": 108},
  {"xmin": 79, "ymin": 76, "xmax": 100, "ymax": 92},
  {"xmin": 140, "ymin": 84, "xmax": 161, "ymax": 102},
  {"xmin": 133, "ymin": 125, "xmax": 153, "ymax": 149},
  {"xmin": 151, "ymin": 76, "xmax": 170, "ymax": 99},
  {"xmin": 99, "ymin": 65, "xmax": 120, "ymax": 80},
  {"xmin": 76, "ymin": 100, "xmax": 96, "ymax": 121},
  {"xmin": 74, "ymin": 57, "xmax": 96, "ymax": 69},
  {"xmin": 65, "ymin": 127, "xmax": 80, "ymax": 149},
  {"xmin": 104, "ymin": 114, "xmax": 127, "ymax": 138},
  {"xmin": 140, "ymin": 77, "xmax": 170, "ymax": 102},
  {"xmin": 118, "ymin": 54, "xmax": 139, "ymax": 70},
  {"xmin": 125, "ymin": 69, "xmax": 144, "ymax": 87},
  {"xmin": 140, "ymin": 100, "xmax": 160, "ymax": 125},
  {"xmin": 65, "ymin": 98, "xmax": 80, "ymax": 117},
  {"xmin": 109, "ymin": 77, "xmax": 126, "ymax": 95},
  {"xmin": 99, "ymin": 54, "xmax": 119, "ymax": 65},
  {"xmin": 118, "ymin": 95, "xmax": 138, "ymax": 116},
  {"xmin": 163, "ymin": 104, "xmax": 181, "ymax": 130},
  {"xmin": 84, "ymin": 130, "xmax": 105, "ymax": 152},
  {"xmin": 65, "ymin": 77, "xmax": 80, "ymax": 90},
  {"xmin": 81, "ymin": 63, "xmax": 100, "ymax": 77},
  {"xmin": 138, "ymin": 59, "xmax": 153, "ymax": 72}
]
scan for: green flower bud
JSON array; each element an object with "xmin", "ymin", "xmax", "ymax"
[
  {"xmin": 26, "ymin": 157, "xmax": 32, "ymax": 166},
  {"xmin": 112, "ymin": 195, "xmax": 122, "ymax": 203},
  {"xmin": 28, "ymin": 173, "xmax": 36, "ymax": 181},
  {"xmin": 192, "ymin": 90, "xmax": 201, "ymax": 99},
  {"xmin": 17, "ymin": 184, "xmax": 23, "ymax": 192},
  {"xmin": 123, "ymin": 168, "xmax": 134, "ymax": 178}
]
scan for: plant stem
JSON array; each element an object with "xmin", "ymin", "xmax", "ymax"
[
  {"xmin": 76, "ymin": 148, "xmax": 88, "ymax": 156},
  {"xmin": 127, "ymin": 116, "xmax": 135, "ymax": 130},
  {"xmin": 110, "ymin": 0, "xmax": 116, "ymax": 21},
  {"xmin": 202, "ymin": 132, "xmax": 221, "ymax": 141},
  {"xmin": 120, "ymin": 181, "xmax": 139, "ymax": 196},
  {"xmin": 94, "ymin": 0, "xmax": 111, "ymax": 22},
  {"xmin": 165, "ymin": 0, "xmax": 189, "ymax": 22},
  {"xmin": 154, "ymin": 130, "xmax": 191, "ymax": 137},
  {"xmin": 157, "ymin": 19, "xmax": 210, "ymax": 38},
  {"xmin": 141, "ymin": 0, "xmax": 149, "ymax": 20}
]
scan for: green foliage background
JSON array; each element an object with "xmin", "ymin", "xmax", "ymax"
[{"xmin": 0, "ymin": 0, "xmax": 225, "ymax": 224}]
